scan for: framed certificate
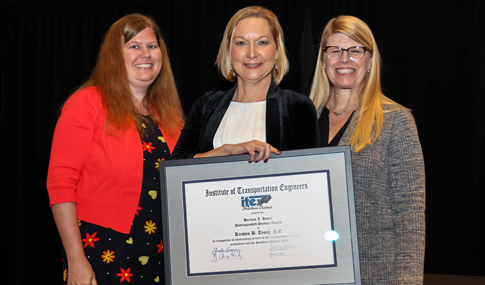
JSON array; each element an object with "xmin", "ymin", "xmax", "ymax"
[{"xmin": 159, "ymin": 146, "xmax": 361, "ymax": 285}]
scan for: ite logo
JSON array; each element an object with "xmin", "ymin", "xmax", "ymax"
[{"xmin": 241, "ymin": 195, "xmax": 272, "ymax": 207}]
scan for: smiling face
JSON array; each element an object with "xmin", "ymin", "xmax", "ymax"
[
  {"xmin": 324, "ymin": 33, "xmax": 372, "ymax": 94},
  {"xmin": 230, "ymin": 17, "xmax": 278, "ymax": 86},
  {"xmin": 123, "ymin": 27, "xmax": 162, "ymax": 94}
]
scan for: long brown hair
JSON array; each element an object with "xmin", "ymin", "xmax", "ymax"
[{"xmin": 79, "ymin": 13, "xmax": 184, "ymax": 137}]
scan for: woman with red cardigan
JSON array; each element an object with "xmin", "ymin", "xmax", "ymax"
[{"xmin": 47, "ymin": 14, "xmax": 184, "ymax": 285}]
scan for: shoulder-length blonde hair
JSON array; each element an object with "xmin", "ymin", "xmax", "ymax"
[
  {"xmin": 79, "ymin": 13, "xmax": 184, "ymax": 137},
  {"xmin": 309, "ymin": 15, "xmax": 402, "ymax": 152},
  {"xmin": 215, "ymin": 6, "xmax": 289, "ymax": 85}
]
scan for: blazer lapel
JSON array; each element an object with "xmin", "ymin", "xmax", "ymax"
[
  {"xmin": 199, "ymin": 85, "xmax": 236, "ymax": 151},
  {"xmin": 265, "ymin": 82, "xmax": 282, "ymax": 149}
]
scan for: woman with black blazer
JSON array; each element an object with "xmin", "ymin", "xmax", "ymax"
[{"xmin": 171, "ymin": 6, "xmax": 318, "ymax": 161}]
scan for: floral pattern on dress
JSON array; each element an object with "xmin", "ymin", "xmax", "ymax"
[{"xmin": 82, "ymin": 232, "xmax": 100, "ymax": 248}]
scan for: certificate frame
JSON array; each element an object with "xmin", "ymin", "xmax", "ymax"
[{"xmin": 160, "ymin": 146, "xmax": 361, "ymax": 285}]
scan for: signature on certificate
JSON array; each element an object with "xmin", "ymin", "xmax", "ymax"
[
  {"xmin": 211, "ymin": 247, "xmax": 243, "ymax": 260},
  {"xmin": 269, "ymin": 243, "xmax": 297, "ymax": 250}
]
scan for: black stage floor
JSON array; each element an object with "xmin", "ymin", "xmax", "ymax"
[{"xmin": 424, "ymin": 274, "xmax": 485, "ymax": 285}]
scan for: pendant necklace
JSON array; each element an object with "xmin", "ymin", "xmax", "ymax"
[{"xmin": 329, "ymin": 102, "xmax": 359, "ymax": 116}]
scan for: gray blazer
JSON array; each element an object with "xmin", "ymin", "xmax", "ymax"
[{"xmin": 338, "ymin": 104, "xmax": 425, "ymax": 284}]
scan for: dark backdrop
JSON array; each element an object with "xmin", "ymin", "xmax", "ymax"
[{"xmin": 2, "ymin": 0, "xmax": 484, "ymax": 284}]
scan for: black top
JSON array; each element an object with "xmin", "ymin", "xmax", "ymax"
[{"xmin": 318, "ymin": 107, "xmax": 354, "ymax": 147}]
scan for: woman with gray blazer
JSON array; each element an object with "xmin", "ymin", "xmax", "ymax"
[{"xmin": 309, "ymin": 15, "xmax": 425, "ymax": 284}]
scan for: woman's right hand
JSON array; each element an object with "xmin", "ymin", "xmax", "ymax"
[
  {"xmin": 66, "ymin": 258, "xmax": 97, "ymax": 285},
  {"xmin": 194, "ymin": 140, "xmax": 280, "ymax": 162}
]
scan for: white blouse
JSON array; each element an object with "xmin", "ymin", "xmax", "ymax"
[{"xmin": 213, "ymin": 101, "xmax": 266, "ymax": 149}]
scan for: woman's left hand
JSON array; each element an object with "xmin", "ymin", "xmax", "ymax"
[{"xmin": 223, "ymin": 140, "xmax": 280, "ymax": 162}]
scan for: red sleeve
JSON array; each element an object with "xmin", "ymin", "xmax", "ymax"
[{"xmin": 46, "ymin": 87, "xmax": 102, "ymax": 205}]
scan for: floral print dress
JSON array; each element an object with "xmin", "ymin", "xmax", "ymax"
[{"xmin": 62, "ymin": 116, "xmax": 169, "ymax": 284}]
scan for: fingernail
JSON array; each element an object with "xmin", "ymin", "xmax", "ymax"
[{"xmin": 264, "ymin": 159, "xmax": 268, "ymax": 163}]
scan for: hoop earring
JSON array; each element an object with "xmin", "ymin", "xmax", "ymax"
[{"xmin": 274, "ymin": 62, "xmax": 278, "ymax": 70}]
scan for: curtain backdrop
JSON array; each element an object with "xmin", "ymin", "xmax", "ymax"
[{"xmin": 2, "ymin": 0, "xmax": 484, "ymax": 284}]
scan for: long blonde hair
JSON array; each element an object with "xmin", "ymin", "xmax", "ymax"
[
  {"xmin": 79, "ymin": 13, "xmax": 184, "ymax": 137},
  {"xmin": 309, "ymin": 15, "xmax": 403, "ymax": 152},
  {"xmin": 215, "ymin": 6, "xmax": 289, "ymax": 85}
]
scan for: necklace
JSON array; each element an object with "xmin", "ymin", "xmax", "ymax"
[{"xmin": 329, "ymin": 102, "xmax": 359, "ymax": 116}]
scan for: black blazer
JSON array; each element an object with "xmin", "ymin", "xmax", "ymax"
[{"xmin": 171, "ymin": 82, "xmax": 318, "ymax": 159}]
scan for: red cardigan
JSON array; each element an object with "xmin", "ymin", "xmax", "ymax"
[{"xmin": 47, "ymin": 86, "xmax": 178, "ymax": 233}]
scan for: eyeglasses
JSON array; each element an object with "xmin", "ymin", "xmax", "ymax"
[{"xmin": 324, "ymin": 46, "xmax": 370, "ymax": 61}]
